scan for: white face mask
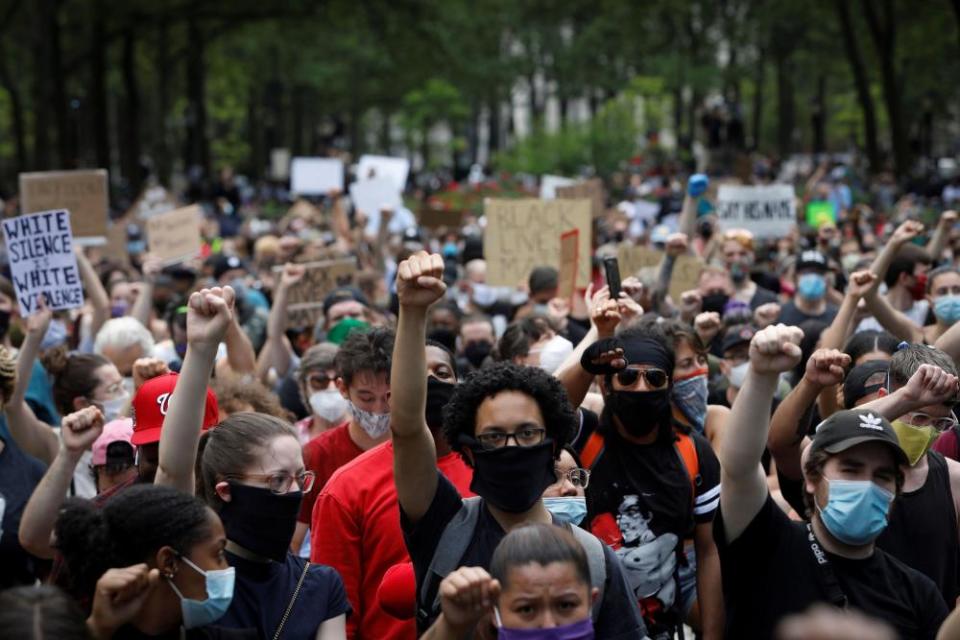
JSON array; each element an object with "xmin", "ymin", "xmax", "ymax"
[
  {"xmin": 726, "ymin": 361, "xmax": 749, "ymax": 389},
  {"xmin": 349, "ymin": 402, "xmax": 391, "ymax": 439},
  {"xmin": 310, "ymin": 388, "xmax": 349, "ymax": 423},
  {"xmin": 98, "ymin": 392, "xmax": 130, "ymax": 421}
]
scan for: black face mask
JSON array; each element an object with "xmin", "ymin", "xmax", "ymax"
[
  {"xmin": 701, "ymin": 293, "xmax": 729, "ymax": 315},
  {"xmin": 0, "ymin": 309, "xmax": 10, "ymax": 342},
  {"xmin": 218, "ymin": 483, "xmax": 302, "ymax": 562},
  {"xmin": 463, "ymin": 341, "xmax": 492, "ymax": 368},
  {"xmin": 607, "ymin": 389, "xmax": 671, "ymax": 437},
  {"xmin": 467, "ymin": 440, "xmax": 556, "ymax": 513},
  {"xmin": 425, "ymin": 376, "xmax": 456, "ymax": 430}
]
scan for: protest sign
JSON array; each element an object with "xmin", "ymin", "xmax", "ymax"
[
  {"xmin": 539, "ymin": 175, "xmax": 577, "ymax": 199},
  {"xmin": 145, "ymin": 205, "xmax": 202, "ymax": 265},
  {"xmin": 715, "ymin": 184, "xmax": 797, "ymax": 238},
  {"xmin": 668, "ymin": 254, "xmax": 705, "ymax": 304},
  {"xmin": 357, "ymin": 155, "xmax": 410, "ymax": 192},
  {"xmin": 418, "ymin": 205, "xmax": 466, "ymax": 229},
  {"xmin": 2, "ymin": 209, "xmax": 84, "ymax": 316},
  {"xmin": 806, "ymin": 200, "xmax": 837, "ymax": 228},
  {"xmin": 556, "ymin": 178, "xmax": 605, "ymax": 218},
  {"xmin": 271, "ymin": 148, "xmax": 291, "ymax": 180},
  {"xmin": 129, "ymin": 185, "xmax": 178, "ymax": 220},
  {"xmin": 557, "ymin": 230, "xmax": 579, "ymax": 300},
  {"xmin": 272, "ymin": 258, "xmax": 357, "ymax": 327},
  {"xmin": 104, "ymin": 219, "xmax": 132, "ymax": 265},
  {"xmin": 349, "ymin": 177, "xmax": 402, "ymax": 218},
  {"xmin": 618, "ymin": 244, "xmax": 664, "ymax": 277},
  {"xmin": 290, "ymin": 157, "xmax": 344, "ymax": 194},
  {"xmin": 484, "ymin": 199, "xmax": 591, "ymax": 288},
  {"xmin": 19, "ymin": 170, "xmax": 108, "ymax": 244}
]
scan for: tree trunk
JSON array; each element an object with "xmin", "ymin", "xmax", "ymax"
[
  {"xmin": 834, "ymin": 0, "xmax": 880, "ymax": 173},
  {"xmin": 49, "ymin": 0, "xmax": 70, "ymax": 167},
  {"xmin": 811, "ymin": 74, "xmax": 826, "ymax": 154},
  {"xmin": 155, "ymin": 16, "xmax": 172, "ymax": 185},
  {"xmin": 185, "ymin": 16, "xmax": 209, "ymax": 176},
  {"xmin": 775, "ymin": 50, "xmax": 795, "ymax": 157},
  {"xmin": 120, "ymin": 30, "xmax": 142, "ymax": 192},
  {"xmin": 31, "ymin": 1, "xmax": 53, "ymax": 169},
  {"xmin": 89, "ymin": 0, "xmax": 110, "ymax": 171},
  {"xmin": 487, "ymin": 96, "xmax": 500, "ymax": 156},
  {"xmin": 0, "ymin": 38, "xmax": 28, "ymax": 173},
  {"xmin": 861, "ymin": 0, "xmax": 908, "ymax": 177},
  {"xmin": 379, "ymin": 108, "xmax": 392, "ymax": 155},
  {"xmin": 247, "ymin": 88, "xmax": 262, "ymax": 180},
  {"xmin": 951, "ymin": 0, "xmax": 960, "ymax": 54},
  {"xmin": 672, "ymin": 86, "xmax": 684, "ymax": 144},
  {"xmin": 292, "ymin": 86, "xmax": 305, "ymax": 156},
  {"xmin": 750, "ymin": 52, "xmax": 765, "ymax": 150}
]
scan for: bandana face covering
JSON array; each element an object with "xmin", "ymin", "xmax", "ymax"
[
  {"xmin": 467, "ymin": 440, "xmax": 556, "ymax": 513},
  {"xmin": 350, "ymin": 401, "xmax": 391, "ymax": 438},
  {"xmin": 218, "ymin": 483, "xmax": 303, "ymax": 562},
  {"xmin": 671, "ymin": 369, "xmax": 708, "ymax": 433},
  {"xmin": 891, "ymin": 419, "xmax": 939, "ymax": 466}
]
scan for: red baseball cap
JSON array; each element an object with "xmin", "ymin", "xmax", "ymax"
[{"xmin": 131, "ymin": 373, "xmax": 219, "ymax": 445}]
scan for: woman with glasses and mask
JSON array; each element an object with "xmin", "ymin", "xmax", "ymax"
[
  {"xmin": 389, "ymin": 251, "xmax": 646, "ymax": 639},
  {"xmin": 542, "ymin": 445, "xmax": 590, "ymax": 527},
  {"xmin": 155, "ymin": 286, "xmax": 349, "ymax": 639},
  {"xmin": 576, "ymin": 322, "xmax": 724, "ymax": 640}
]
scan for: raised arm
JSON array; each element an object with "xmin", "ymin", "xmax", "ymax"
[
  {"xmin": 216, "ymin": 314, "xmax": 256, "ymax": 377},
  {"xmin": 254, "ymin": 263, "xmax": 304, "ymax": 383},
  {"xmin": 767, "ymin": 349, "xmax": 849, "ymax": 480},
  {"xmin": 18, "ymin": 407, "xmax": 103, "ymax": 559},
  {"xmin": 4, "ymin": 301, "xmax": 58, "ymax": 463},
  {"xmin": 74, "ymin": 246, "xmax": 110, "ymax": 339},
  {"xmin": 926, "ymin": 210, "xmax": 957, "ymax": 264},
  {"xmin": 422, "ymin": 567, "xmax": 500, "ymax": 640},
  {"xmin": 820, "ymin": 271, "xmax": 877, "ymax": 351},
  {"xmin": 867, "ymin": 220, "xmax": 924, "ymax": 298},
  {"xmin": 857, "ymin": 364, "xmax": 959, "ymax": 421},
  {"xmin": 129, "ymin": 255, "xmax": 162, "ymax": 331},
  {"xmin": 862, "ymin": 283, "xmax": 924, "ymax": 343},
  {"xmin": 392, "ymin": 251, "xmax": 447, "ymax": 523},
  {"xmin": 719, "ymin": 324, "xmax": 803, "ymax": 542},
  {"xmin": 154, "ymin": 287, "xmax": 234, "ymax": 493},
  {"xmin": 678, "ymin": 174, "xmax": 708, "ymax": 246}
]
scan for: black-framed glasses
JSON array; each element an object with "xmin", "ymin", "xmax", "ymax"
[
  {"xmin": 475, "ymin": 427, "xmax": 547, "ymax": 449},
  {"xmin": 227, "ymin": 471, "xmax": 316, "ymax": 495},
  {"xmin": 615, "ymin": 367, "xmax": 669, "ymax": 389},
  {"xmin": 555, "ymin": 467, "xmax": 590, "ymax": 489},
  {"xmin": 306, "ymin": 371, "xmax": 337, "ymax": 390}
]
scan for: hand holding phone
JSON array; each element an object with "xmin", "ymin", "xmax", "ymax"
[{"xmin": 603, "ymin": 257, "xmax": 621, "ymax": 301}]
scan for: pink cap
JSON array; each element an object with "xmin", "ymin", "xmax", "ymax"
[{"xmin": 92, "ymin": 418, "xmax": 136, "ymax": 466}]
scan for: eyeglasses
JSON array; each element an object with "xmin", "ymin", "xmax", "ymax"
[
  {"xmin": 227, "ymin": 471, "xmax": 316, "ymax": 495},
  {"xmin": 307, "ymin": 372, "xmax": 337, "ymax": 389},
  {"xmin": 555, "ymin": 467, "xmax": 591, "ymax": 489},
  {"xmin": 904, "ymin": 412, "xmax": 959, "ymax": 433},
  {"xmin": 475, "ymin": 427, "xmax": 547, "ymax": 449},
  {"xmin": 615, "ymin": 367, "xmax": 669, "ymax": 389}
]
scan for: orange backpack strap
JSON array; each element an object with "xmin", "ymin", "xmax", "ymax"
[
  {"xmin": 674, "ymin": 433, "xmax": 700, "ymax": 497},
  {"xmin": 581, "ymin": 432, "xmax": 605, "ymax": 469}
]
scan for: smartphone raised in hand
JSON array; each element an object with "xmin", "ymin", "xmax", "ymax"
[{"xmin": 603, "ymin": 256, "xmax": 621, "ymax": 301}]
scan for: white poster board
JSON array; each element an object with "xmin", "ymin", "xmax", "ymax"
[
  {"xmin": 715, "ymin": 184, "xmax": 797, "ymax": 239},
  {"xmin": 349, "ymin": 177, "xmax": 402, "ymax": 218},
  {"xmin": 357, "ymin": 155, "xmax": 410, "ymax": 192},
  {"xmin": 271, "ymin": 148, "xmax": 291, "ymax": 180},
  {"xmin": 539, "ymin": 175, "xmax": 577, "ymax": 200},
  {"xmin": 2, "ymin": 209, "xmax": 84, "ymax": 316},
  {"xmin": 291, "ymin": 157, "xmax": 344, "ymax": 194}
]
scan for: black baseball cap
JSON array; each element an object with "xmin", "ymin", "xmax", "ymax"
[
  {"xmin": 842, "ymin": 361, "xmax": 889, "ymax": 409},
  {"xmin": 322, "ymin": 286, "xmax": 369, "ymax": 317},
  {"xmin": 809, "ymin": 408, "xmax": 908, "ymax": 466},
  {"xmin": 721, "ymin": 324, "xmax": 756, "ymax": 354},
  {"xmin": 796, "ymin": 250, "xmax": 829, "ymax": 273}
]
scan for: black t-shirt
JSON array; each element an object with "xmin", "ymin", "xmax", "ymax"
[
  {"xmin": 112, "ymin": 625, "xmax": 257, "ymax": 639},
  {"xmin": 581, "ymin": 414, "xmax": 720, "ymax": 631},
  {"xmin": 0, "ymin": 435, "xmax": 47, "ymax": 588},
  {"xmin": 778, "ymin": 300, "xmax": 839, "ymax": 327},
  {"xmin": 715, "ymin": 494, "xmax": 947, "ymax": 639},
  {"xmin": 748, "ymin": 285, "xmax": 779, "ymax": 310},
  {"xmin": 401, "ymin": 473, "xmax": 647, "ymax": 639},
  {"xmin": 218, "ymin": 551, "xmax": 350, "ymax": 638}
]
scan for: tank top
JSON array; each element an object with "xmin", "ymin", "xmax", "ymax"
[{"xmin": 877, "ymin": 451, "xmax": 959, "ymax": 603}]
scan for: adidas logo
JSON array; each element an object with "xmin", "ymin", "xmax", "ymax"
[{"xmin": 859, "ymin": 413, "xmax": 883, "ymax": 431}]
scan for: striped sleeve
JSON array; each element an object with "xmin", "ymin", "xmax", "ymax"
[{"xmin": 692, "ymin": 432, "xmax": 721, "ymax": 522}]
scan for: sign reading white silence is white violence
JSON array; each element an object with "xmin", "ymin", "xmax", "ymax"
[
  {"xmin": 715, "ymin": 184, "xmax": 797, "ymax": 239},
  {"xmin": 2, "ymin": 209, "xmax": 84, "ymax": 316}
]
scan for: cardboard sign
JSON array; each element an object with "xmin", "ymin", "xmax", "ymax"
[
  {"xmin": 357, "ymin": 155, "xmax": 410, "ymax": 192},
  {"xmin": 556, "ymin": 178, "xmax": 605, "ymax": 218},
  {"xmin": 539, "ymin": 175, "xmax": 577, "ymax": 199},
  {"xmin": 19, "ymin": 170, "xmax": 108, "ymax": 244},
  {"xmin": 129, "ymin": 185, "xmax": 178, "ymax": 220},
  {"xmin": 418, "ymin": 206, "xmax": 466, "ymax": 229},
  {"xmin": 349, "ymin": 177, "xmax": 402, "ymax": 218},
  {"xmin": 146, "ymin": 205, "xmax": 202, "ymax": 265},
  {"xmin": 715, "ymin": 184, "xmax": 797, "ymax": 238},
  {"xmin": 290, "ymin": 157, "xmax": 344, "ymax": 194},
  {"xmin": 271, "ymin": 148, "xmax": 291, "ymax": 180},
  {"xmin": 104, "ymin": 219, "xmax": 132, "ymax": 265},
  {"xmin": 273, "ymin": 258, "xmax": 358, "ymax": 327},
  {"xmin": 2, "ymin": 209, "xmax": 84, "ymax": 316},
  {"xmin": 668, "ymin": 254, "xmax": 705, "ymax": 304},
  {"xmin": 618, "ymin": 244, "xmax": 664, "ymax": 277},
  {"xmin": 557, "ymin": 230, "xmax": 579, "ymax": 299},
  {"xmin": 484, "ymin": 199, "xmax": 592, "ymax": 288}
]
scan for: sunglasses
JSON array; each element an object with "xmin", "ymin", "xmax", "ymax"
[{"xmin": 614, "ymin": 367, "xmax": 669, "ymax": 389}]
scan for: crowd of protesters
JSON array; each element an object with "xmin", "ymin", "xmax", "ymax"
[{"xmin": 4, "ymin": 152, "xmax": 960, "ymax": 639}]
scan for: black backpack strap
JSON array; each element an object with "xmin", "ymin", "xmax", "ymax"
[
  {"xmin": 806, "ymin": 523, "xmax": 847, "ymax": 609},
  {"xmin": 416, "ymin": 497, "xmax": 483, "ymax": 627}
]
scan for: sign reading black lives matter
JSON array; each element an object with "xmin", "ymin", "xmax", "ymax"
[
  {"xmin": 715, "ymin": 184, "xmax": 797, "ymax": 239},
  {"xmin": 2, "ymin": 209, "xmax": 84, "ymax": 316}
]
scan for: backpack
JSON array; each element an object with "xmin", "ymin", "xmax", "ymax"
[
  {"xmin": 580, "ymin": 430, "xmax": 700, "ymax": 498},
  {"xmin": 416, "ymin": 497, "xmax": 607, "ymax": 630}
]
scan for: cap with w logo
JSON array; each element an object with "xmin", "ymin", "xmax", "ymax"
[{"xmin": 131, "ymin": 373, "xmax": 219, "ymax": 445}]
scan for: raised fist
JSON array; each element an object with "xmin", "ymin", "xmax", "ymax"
[
  {"xmin": 186, "ymin": 286, "xmax": 236, "ymax": 350},
  {"xmin": 396, "ymin": 251, "xmax": 447, "ymax": 309},
  {"xmin": 804, "ymin": 349, "xmax": 851, "ymax": 388},
  {"xmin": 753, "ymin": 303, "xmax": 781, "ymax": 329},
  {"xmin": 62, "ymin": 406, "xmax": 105, "ymax": 458},
  {"xmin": 900, "ymin": 364, "xmax": 960, "ymax": 409},
  {"xmin": 439, "ymin": 566, "xmax": 501, "ymax": 632},
  {"xmin": 749, "ymin": 324, "xmax": 804, "ymax": 375}
]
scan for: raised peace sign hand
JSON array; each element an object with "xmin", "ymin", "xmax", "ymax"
[{"xmin": 396, "ymin": 251, "xmax": 447, "ymax": 310}]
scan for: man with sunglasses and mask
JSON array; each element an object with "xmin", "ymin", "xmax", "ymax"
[
  {"xmin": 577, "ymin": 323, "xmax": 723, "ymax": 640},
  {"xmin": 390, "ymin": 251, "xmax": 646, "ymax": 639}
]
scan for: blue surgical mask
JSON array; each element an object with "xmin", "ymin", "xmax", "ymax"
[
  {"xmin": 495, "ymin": 607, "xmax": 594, "ymax": 640},
  {"xmin": 816, "ymin": 478, "xmax": 893, "ymax": 546},
  {"xmin": 167, "ymin": 555, "xmax": 235, "ymax": 629},
  {"xmin": 40, "ymin": 319, "xmax": 68, "ymax": 350},
  {"xmin": 672, "ymin": 372, "xmax": 708, "ymax": 433},
  {"xmin": 934, "ymin": 295, "xmax": 960, "ymax": 326},
  {"xmin": 797, "ymin": 273, "xmax": 827, "ymax": 301},
  {"xmin": 543, "ymin": 496, "xmax": 587, "ymax": 526}
]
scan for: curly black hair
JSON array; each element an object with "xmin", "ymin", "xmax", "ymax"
[
  {"xmin": 335, "ymin": 326, "xmax": 395, "ymax": 387},
  {"xmin": 442, "ymin": 362, "xmax": 576, "ymax": 462}
]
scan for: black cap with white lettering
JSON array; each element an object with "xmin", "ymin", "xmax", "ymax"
[{"xmin": 809, "ymin": 408, "xmax": 908, "ymax": 466}]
